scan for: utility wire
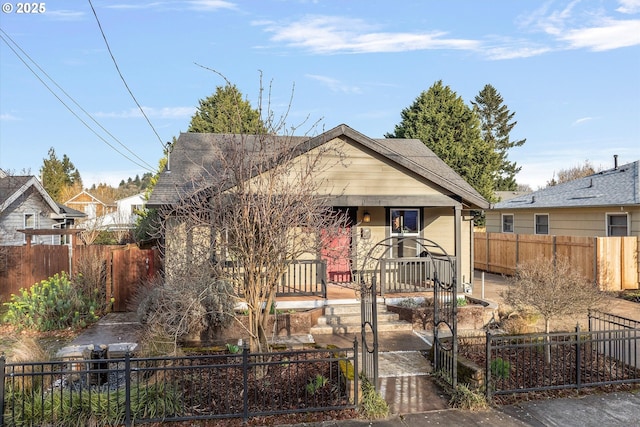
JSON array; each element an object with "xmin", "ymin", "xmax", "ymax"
[
  {"xmin": 0, "ymin": 28, "xmax": 156, "ymax": 172},
  {"xmin": 87, "ymin": 0, "xmax": 166, "ymax": 149},
  {"xmin": 0, "ymin": 31, "xmax": 155, "ymax": 172}
]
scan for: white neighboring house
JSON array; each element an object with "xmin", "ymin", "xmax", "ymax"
[{"xmin": 95, "ymin": 192, "xmax": 146, "ymax": 231}]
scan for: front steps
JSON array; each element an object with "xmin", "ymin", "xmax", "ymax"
[{"xmin": 310, "ymin": 303, "xmax": 413, "ymax": 335}]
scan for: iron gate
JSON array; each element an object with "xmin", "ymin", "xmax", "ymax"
[{"xmin": 357, "ymin": 236, "xmax": 458, "ymax": 390}]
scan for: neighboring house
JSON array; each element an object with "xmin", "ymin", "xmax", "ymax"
[
  {"xmin": 95, "ymin": 192, "xmax": 146, "ymax": 231},
  {"xmin": 147, "ymin": 124, "xmax": 489, "ymax": 293},
  {"xmin": 64, "ymin": 190, "xmax": 116, "ymax": 225},
  {"xmin": 486, "ymin": 159, "xmax": 640, "ymax": 238},
  {"xmin": 0, "ymin": 169, "xmax": 85, "ymax": 245}
]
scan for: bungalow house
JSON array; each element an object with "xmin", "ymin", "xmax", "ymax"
[
  {"xmin": 147, "ymin": 124, "xmax": 489, "ymax": 297},
  {"xmin": 486, "ymin": 159, "xmax": 639, "ymax": 238},
  {"xmin": 484, "ymin": 158, "xmax": 640, "ymax": 288},
  {"xmin": 95, "ymin": 192, "xmax": 146, "ymax": 232},
  {"xmin": 64, "ymin": 190, "xmax": 116, "ymax": 224},
  {"xmin": 0, "ymin": 169, "xmax": 85, "ymax": 245}
]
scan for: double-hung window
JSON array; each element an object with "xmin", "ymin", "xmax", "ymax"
[
  {"xmin": 535, "ymin": 214, "xmax": 549, "ymax": 235},
  {"xmin": 502, "ymin": 214, "xmax": 514, "ymax": 233},
  {"xmin": 607, "ymin": 213, "xmax": 628, "ymax": 236}
]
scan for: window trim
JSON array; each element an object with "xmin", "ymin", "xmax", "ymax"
[
  {"xmin": 23, "ymin": 212, "xmax": 36, "ymax": 244},
  {"xmin": 390, "ymin": 208, "xmax": 420, "ymax": 236},
  {"xmin": 501, "ymin": 213, "xmax": 514, "ymax": 233},
  {"xmin": 605, "ymin": 212, "xmax": 629, "ymax": 237},
  {"xmin": 534, "ymin": 213, "xmax": 549, "ymax": 235}
]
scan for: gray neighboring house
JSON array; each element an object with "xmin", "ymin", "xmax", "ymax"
[
  {"xmin": 485, "ymin": 159, "xmax": 640, "ymax": 238},
  {"xmin": 147, "ymin": 124, "xmax": 490, "ymax": 289},
  {"xmin": 0, "ymin": 169, "xmax": 85, "ymax": 245}
]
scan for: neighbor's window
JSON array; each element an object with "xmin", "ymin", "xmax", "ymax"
[
  {"xmin": 607, "ymin": 213, "xmax": 628, "ymax": 236},
  {"xmin": 24, "ymin": 213, "xmax": 35, "ymax": 244},
  {"xmin": 390, "ymin": 209, "xmax": 420, "ymax": 235},
  {"xmin": 502, "ymin": 214, "xmax": 514, "ymax": 233},
  {"xmin": 535, "ymin": 214, "xmax": 549, "ymax": 235}
]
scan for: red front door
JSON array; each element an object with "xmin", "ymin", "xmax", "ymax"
[{"xmin": 321, "ymin": 226, "xmax": 352, "ymax": 283}]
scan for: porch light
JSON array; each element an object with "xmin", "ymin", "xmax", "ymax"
[{"xmin": 363, "ymin": 212, "xmax": 371, "ymax": 223}]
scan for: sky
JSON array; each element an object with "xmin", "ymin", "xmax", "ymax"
[{"xmin": 0, "ymin": 0, "xmax": 639, "ymax": 191}]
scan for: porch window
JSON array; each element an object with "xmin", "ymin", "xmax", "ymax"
[
  {"xmin": 390, "ymin": 209, "xmax": 420, "ymax": 258},
  {"xmin": 390, "ymin": 209, "xmax": 419, "ymax": 235},
  {"xmin": 501, "ymin": 214, "xmax": 514, "ymax": 233},
  {"xmin": 534, "ymin": 214, "xmax": 549, "ymax": 235},
  {"xmin": 606, "ymin": 213, "xmax": 628, "ymax": 236}
]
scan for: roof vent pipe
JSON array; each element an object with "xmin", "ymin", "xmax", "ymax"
[
  {"xmin": 614, "ymin": 154, "xmax": 618, "ymax": 170},
  {"xmin": 531, "ymin": 196, "xmax": 535, "ymax": 204}
]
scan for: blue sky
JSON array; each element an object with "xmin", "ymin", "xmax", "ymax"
[{"xmin": 1, "ymin": 0, "xmax": 638, "ymax": 191}]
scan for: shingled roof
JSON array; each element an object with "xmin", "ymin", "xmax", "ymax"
[
  {"xmin": 147, "ymin": 124, "xmax": 489, "ymax": 209},
  {"xmin": 492, "ymin": 160, "xmax": 640, "ymax": 210}
]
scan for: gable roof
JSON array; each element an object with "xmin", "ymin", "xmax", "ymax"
[
  {"xmin": 147, "ymin": 124, "xmax": 489, "ymax": 209},
  {"xmin": 492, "ymin": 160, "xmax": 640, "ymax": 210},
  {"xmin": 0, "ymin": 174, "xmax": 60, "ymax": 214},
  {"xmin": 65, "ymin": 190, "xmax": 114, "ymax": 206}
]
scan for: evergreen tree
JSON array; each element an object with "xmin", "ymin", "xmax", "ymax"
[
  {"xmin": 188, "ymin": 84, "xmax": 265, "ymax": 134},
  {"xmin": 471, "ymin": 84, "xmax": 526, "ymax": 191},
  {"xmin": 386, "ymin": 80, "xmax": 499, "ymax": 202},
  {"xmin": 40, "ymin": 147, "xmax": 82, "ymax": 202}
]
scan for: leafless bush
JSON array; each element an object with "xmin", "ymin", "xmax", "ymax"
[
  {"xmin": 73, "ymin": 251, "xmax": 108, "ymax": 313},
  {"xmin": 502, "ymin": 256, "xmax": 605, "ymax": 363},
  {"xmin": 136, "ymin": 265, "xmax": 236, "ymax": 348}
]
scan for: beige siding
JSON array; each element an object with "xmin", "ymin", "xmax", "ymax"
[
  {"xmin": 307, "ymin": 138, "xmax": 444, "ymax": 196},
  {"xmin": 486, "ymin": 207, "xmax": 640, "ymax": 238}
]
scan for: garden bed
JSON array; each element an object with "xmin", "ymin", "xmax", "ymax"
[{"xmin": 386, "ymin": 296, "xmax": 497, "ymax": 331}]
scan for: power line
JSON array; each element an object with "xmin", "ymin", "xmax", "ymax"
[
  {"xmin": 0, "ymin": 30, "xmax": 156, "ymax": 173},
  {"xmin": 0, "ymin": 28, "xmax": 156, "ymax": 172},
  {"xmin": 87, "ymin": 0, "xmax": 166, "ymax": 150}
]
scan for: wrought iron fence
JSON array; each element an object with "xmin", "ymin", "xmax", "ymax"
[
  {"xmin": 485, "ymin": 314, "xmax": 640, "ymax": 400},
  {"xmin": 1, "ymin": 342, "xmax": 357, "ymax": 426}
]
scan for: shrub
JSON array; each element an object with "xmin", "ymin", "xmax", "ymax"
[
  {"xmin": 490, "ymin": 357, "xmax": 511, "ymax": 380},
  {"xmin": 3, "ymin": 273, "xmax": 100, "ymax": 331},
  {"xmin": 449, "ymin": 383, "xmax": 488, "ymax": 411},
  {"xmin": 359, "ymin": 373, "xmax": 389, "ymax": 419}
]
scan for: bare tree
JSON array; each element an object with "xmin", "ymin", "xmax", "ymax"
[
  {"xmin": 546, "ymin": 160, "xmax": 602, "ymax": 187},
  {"xmin": 158, "ymin": 78, "xmax": 348, "ymax": 353},
  {"xmin": 502, "ymin": 256, "xmax": 605, "ymax": 363}
]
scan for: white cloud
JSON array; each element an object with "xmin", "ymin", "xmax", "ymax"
[
  {"xmin": 306, "ymin": 75, "xmax": 361, "ymax": 94},
  {"xmin": 106, "ymin": 1, "xmax": 236, "ymax": 11},
  {"xmin": 94, "ymin": 106, "xmax": 195, "ymax": 119},
  {"xmin": 560, "ymin": 19, "xmax": 640, "ymax": 50},
  {"xmin": 573, "ymin": 117, "xmax": 595, "ymax": 125},
  {"xmin": 617, "ymin": 0, "xmax": 640, "ymax": 14},
  {"xmin": 187, "ymin": 0, "xmax": 237, "ymax": 11},
  {"xmin": 257, "ymin": 15, "xmax": 480, "ymax": 54},
  {"xmin": 46, "ymin": 10, "xmax": 85, "ymax": 21},
  {"xmin": 523, "ymin": 2, "xmax": 640, "ymax": 51},
  {"xmin": 0, "ymin": 113, "xmax": 19, "ymax": 121}
]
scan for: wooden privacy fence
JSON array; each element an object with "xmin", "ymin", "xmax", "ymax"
[
  {"xmin": 0, "ymin": 244, "xmax": 159, "ymax": 310},
  {"xmin": 474, "ymin": 232, "xmax": 639, "ymax": 291}
]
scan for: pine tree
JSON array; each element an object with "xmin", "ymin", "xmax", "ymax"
[
  {"xmin": 387, "ymin": 80, "xmax": 499, "ymax": 202},
  {"xmin": 471, "ymin": 84, "xmax": 526, "ymax": 191},
  {"xmin": 188, "ymin": 84, "xmax": 265, "ymax": 134},
  {"xmin": 40, "ymin": 147, "xmax": 82, "ymax": 203}
]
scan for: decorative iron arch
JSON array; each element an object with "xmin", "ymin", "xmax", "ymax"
[{"xmin": 356, "ymin": 236, "xmax": 458, "ymax": 389}]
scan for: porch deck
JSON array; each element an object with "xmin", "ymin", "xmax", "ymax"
[{"xmin": 276, "ymin": 282, "xmax": 433, "ymax": 310}]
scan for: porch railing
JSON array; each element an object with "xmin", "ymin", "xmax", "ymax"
[
  {"xmin": 379, "ymin": 256, "xmax": 455, "ymax": 295},
  {"xmin": 226, "ymin": 259, "xmax": 327, "ymax": 298}
]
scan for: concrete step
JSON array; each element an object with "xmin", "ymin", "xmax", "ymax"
[
  {"xmin": 310, "ymin": 303, "xmax": 413, "ymax": 335},
  {"xmin": 311, "ymin": 320, "xmax": 413, "ymax": 335},
  {"xmin": 316, "ymin": 312, "xmax": 400, "ymax": 326}
]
